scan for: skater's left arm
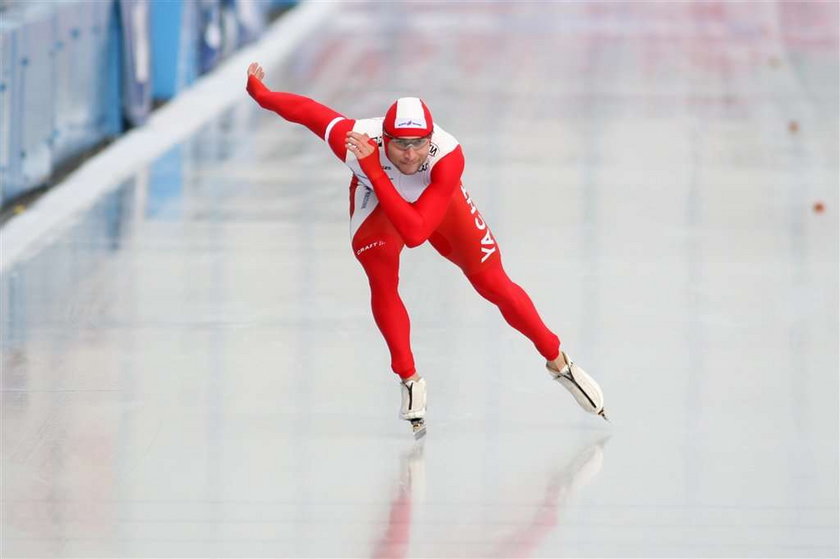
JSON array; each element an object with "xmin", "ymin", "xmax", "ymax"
[{"xmin": 347, "ymin": 134, "xmax": 464, "ymax": 248}]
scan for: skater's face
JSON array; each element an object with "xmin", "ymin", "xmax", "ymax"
[{"xmin": 384, "ymin": 134, "xmax": 431, "ymax": 175}]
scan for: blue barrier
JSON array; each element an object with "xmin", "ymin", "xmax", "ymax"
[
  {"xmin": 199, "ymin": 0, "xmax": 224, "ymax": 75},
  {"xmin": 150, "ymin": 0, "xmax": 199, "ymax": 100},
  {"xmin": 17, "ymin": 5, "xmax": 54, "ymax": 198},
  {"xmin": 0, "ymin": 0, "xmax": 285, "ymax": 208},
  {"xmin": 150, "ymin": 0, "xmax": 279, "ymax": 101},
  {"xmin": 117, "ymin": 0, "xmax": 152, "ymax": 126},
  {"xmin": 0, "ymin": 17, "xmax": 19, "ymax": 205},
  {"xmin": 52, "ymin": 0, "xmax": 122, "ymax": 164},
  {"xmin": 1, "ymin": 4, "xmax": 54, "ymax": 203}
]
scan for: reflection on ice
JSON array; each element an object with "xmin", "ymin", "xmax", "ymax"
[{"xmin": 373, "ymin": 435, "xmax": 611, "ymax": 558}]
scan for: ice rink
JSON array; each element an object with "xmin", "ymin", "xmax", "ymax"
[{"xmin": 2, "ymin": 2, "xmax": 838, "ymax": 557}]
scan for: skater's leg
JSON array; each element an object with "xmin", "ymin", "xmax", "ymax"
[
  {"xmin": 429, "ymin": 185, "xmax": 606, "ymax": 419},
  {"xmin": 466, "ymin": 261, "xmax": 561, "ymax": 362},
  {"xmin": 428, "ymin": 185, "xmax": 561, "ymax": 361},
  {"xmin": 467, "ymin": 261, "xmax": 607, "ymax": 419},
  {"xmin": 353, "ymin": 208, "xmax": 416, "ymax": 380}
]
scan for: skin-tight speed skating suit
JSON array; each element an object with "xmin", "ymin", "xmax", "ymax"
[{"xmin": 247, "ymin": 76, "xmax": 561, "ymax": 379}]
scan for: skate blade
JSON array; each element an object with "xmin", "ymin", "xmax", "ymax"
[{"xmin": 410, "ymin": 419, "xmax": 426, "ymax": 439}]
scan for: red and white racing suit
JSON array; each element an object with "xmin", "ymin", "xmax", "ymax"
[{"xmin": 248, "ymin": 76, "xmax": 561, "ymax": 379}]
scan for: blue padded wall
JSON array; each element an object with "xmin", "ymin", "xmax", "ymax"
[
  {"xmin": 52, "ymin": 0, "xmax": 122, "ymax": 164},
  {"xmin": 151, "ymin": 0, "xmax": 199, "ymax": 100},
  {"xmin": 7, "ymin": 4, "xmax": 55, "ymax": 202},
  {"xmin": 0, "ymin": 0, "xmax": 282, "ymax": 207},
  {"xmin": 0, "ymin": 1, "xmax": 124, "ymax": 206},
  {"xmin": 0, "ymin": 18, "xmax": 20, "ymax": 204},
  {"xmin": 118, "ymin": 0, "xmax": 152, "ymax": 125}
]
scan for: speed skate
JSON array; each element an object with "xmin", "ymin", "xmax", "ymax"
[
  {"xmin": 400, "ymin": 378, "xmax": 427, "ymax": 438},
  {"xmin": 547, "ymin": 351, "xmax": 609, "ymax": 421},
  {"xmin": 409, "ymin": 419, "xmax": 426, "ymax": 439}
]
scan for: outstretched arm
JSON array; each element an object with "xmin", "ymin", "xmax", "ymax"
[
  {"xmin": 246, "ymin": 62, "xmax": 353, "ymax": 158},
  {"xmin": 347, "ymin": 132, "xmax": 465, "ymax": 248}
]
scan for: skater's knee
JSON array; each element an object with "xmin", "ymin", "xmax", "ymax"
[
  {"xmin": 357, "ymin": 251, "xmax": 401, "ymax": 291},
  {"xmin": 467, "ymin": 265, "xmax": 513, "ymax": 302},
  {"xmin": 368, "ymin": 273, "xmax": 400, "ymax": 294}
]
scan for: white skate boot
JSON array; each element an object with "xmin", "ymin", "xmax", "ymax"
[
  {"xmin": 400, "ymin": 377, "xmax": 427, "ymax": 439},
  {"xmin": 547, "ymin": 352, "xmax": 608, "ymax": 421}
]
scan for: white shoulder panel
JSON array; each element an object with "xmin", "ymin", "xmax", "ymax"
[{"xmin": 348, "ymin": 117, "xmax": 386, "ymax": 161}]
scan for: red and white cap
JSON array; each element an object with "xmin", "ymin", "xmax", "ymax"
[{"xmin": 383, "ymin": 97, "xmax": 433, "ymax": 138}]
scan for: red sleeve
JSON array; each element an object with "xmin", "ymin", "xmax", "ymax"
[
  {"xmin": 246, "ymin": 75, "xmax": 354, "ymax": 160},
  {"xmin": 358, "ymin": 146, "xmax": 465, "ymax": 248}
]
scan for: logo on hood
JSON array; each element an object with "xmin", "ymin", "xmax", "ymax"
[{"xmin": 396, "ymin": 119, "xmax": 425, "ymax": 128}]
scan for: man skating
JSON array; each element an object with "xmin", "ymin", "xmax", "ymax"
[{"xmin": 246, "ymin": 62, "xmax": 607, "ymax": 437}]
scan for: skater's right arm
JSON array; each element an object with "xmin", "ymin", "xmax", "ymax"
[{"xmin": 246, "ymin": 62, "xmax": 354, "ymax": 160}]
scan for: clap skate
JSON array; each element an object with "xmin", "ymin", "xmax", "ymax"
[
  {"xmin": 547, "ymin": 351, "xmax": 608, "ymax": 421},
  {"xmin": 400, "ymin": 377, "xmax": 427, "ymax": 439}
]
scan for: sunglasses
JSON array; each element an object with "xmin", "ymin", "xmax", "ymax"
[{"xmin": 385, "ymin": 134, "xmax": 432, "ymax": 150}]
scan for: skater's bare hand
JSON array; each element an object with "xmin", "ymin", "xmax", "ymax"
[
  {"xmin": 247, "ymin": 62, "xmax": 265, "ymax": 81},
  {"xmin": 346, "ymin": 131, "xmax": 376, "ymax": 159}
]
